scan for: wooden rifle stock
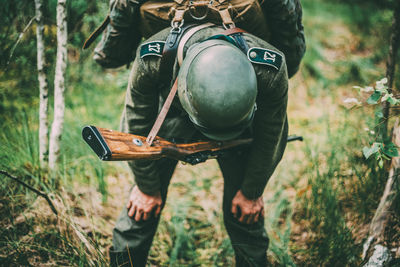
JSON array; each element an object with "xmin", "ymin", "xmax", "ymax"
[
  {"xmin": 82, "ymin": 126, "xmax": 303, "ymax": 165},
  {"xmin": 82, "ymin": 126, "xmax": 253, "ymax": 164}
]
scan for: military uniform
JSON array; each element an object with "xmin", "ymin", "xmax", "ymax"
[{"xmin": 111, "ymin": 25, "xmax": 289, "ymax": 266}]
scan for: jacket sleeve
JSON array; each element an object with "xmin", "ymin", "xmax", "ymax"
[
  {"xmin": 240, "ymin": 62, "xmax": 289, "ymax": 199},
  {"xmin": 261, "ymin": 0, "xmax": 306, "ymax": 78},
  {"xmin": 121, "ymin": 55, "xmax": 162, "ymax": 195}
]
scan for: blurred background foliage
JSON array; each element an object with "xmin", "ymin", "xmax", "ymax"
[
  {"xmin": 0, "ymin": 0, "xmax": 399, "ymax": 265},
  {"xmin": 0, "ymin": 0, "xmax": 108, "ymax": 118}
]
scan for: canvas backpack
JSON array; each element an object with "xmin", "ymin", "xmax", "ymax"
[
  {"xmin": 139, "ymin": 0, "xmax": 269, "ymax": 40},
  {"xmin": 84, "ymin": 0, "xmax": 270, "ymax": 68}
]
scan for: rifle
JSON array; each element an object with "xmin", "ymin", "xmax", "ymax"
[{"xmin": 82, "ymin": 125, "xmax": 303, "ymax": 165}]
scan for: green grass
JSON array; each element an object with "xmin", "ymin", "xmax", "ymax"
[
  {"xmin": 1, "ymin": 0, "xmax": 400, "ymax": 265},
  {"xmin": 0, "ymin": 60, "xmax": 126, "ymax": 266}
]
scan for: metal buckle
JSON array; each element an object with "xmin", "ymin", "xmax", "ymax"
[
  {"xmin": 170, "ymin": 19, "xmax": 184, "ymax": 33},
  {"xmin": 188, "ymin": 0, "xmax": 213, "ymax": 20},
  {"xmin": 223, "ymin": 22, "xmax": 235, "ymax": 30}
]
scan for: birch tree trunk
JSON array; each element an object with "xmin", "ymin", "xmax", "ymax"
[
  {"xmin": 35, "ymin": 0, "xmax": 49, "ymax": 166},
  {"xmin": 49, "ymin": 0, "xmax": 68, "ymax": 171}
]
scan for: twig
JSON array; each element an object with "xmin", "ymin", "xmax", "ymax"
[
  {"xmin": 6, "ymin": 15, "xmax": 37, "ymax": 69},
  {"xmin": 0, "ymin": 170, "xmax": 58, "ymax": 216}
]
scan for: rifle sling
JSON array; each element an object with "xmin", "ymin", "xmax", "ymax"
[
  {"xmin": 147, "ymin": 23, "xmax": 205, "ymax": 146},
  {"xmin": 146, "ymin": 78, "xmax": 179, "ymax": 145}
]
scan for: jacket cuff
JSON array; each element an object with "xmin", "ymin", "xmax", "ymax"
[
  {"xmin": 240, "ymin": 186, "xmax": 264, "ymax": 200},
  {"xmin": 128, "ymin": 160, "xmax": 161, "ymax": 195}
]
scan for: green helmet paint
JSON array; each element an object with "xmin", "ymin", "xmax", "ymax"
[{"xmin": 178, "ymin": 39, "xmax": 257, "ymax": 141}]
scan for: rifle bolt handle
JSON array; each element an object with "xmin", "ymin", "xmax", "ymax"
[{"xmin": 133, "ymin": 138, "xmax": 143, "ymax": 146}]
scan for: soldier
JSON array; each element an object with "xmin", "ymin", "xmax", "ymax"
[{"xmin": 110, "ymin": 23, "xmax": 289, "ymax": 267}]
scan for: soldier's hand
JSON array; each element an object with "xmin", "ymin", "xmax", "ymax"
[
  {"xmin": 127, "ymin": 185, "xmax": 162, "ymax": 221},
  {"xmin": 231, "ymin": 190, "xmax": 264, "ymax": 224}
]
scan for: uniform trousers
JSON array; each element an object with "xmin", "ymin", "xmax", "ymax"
[{"xmin": 110, "ymin": 149, "xmax": 269, "ymax": 267}]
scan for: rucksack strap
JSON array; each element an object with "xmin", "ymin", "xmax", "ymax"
[
  {"xmin": 221, "ymin": 27, "xmax": 248, "ymax": 35},
  {"xmin": 159, "ymin": 23, "xmax": 198, "ymax": 82},
  {"xmin": 169, "ymin": 0, "xmax": 249, "ymax": 52},
  {"xmin": 83, "ymin": 16, "xmax": 110, "ymax": 49},
  {"xmin": 177, "ymin": 23, "xmax": 215, "ymax": 66},
  {"xmin": 220, "ymin": 27, "xmax": 250, "ymax": 53}
]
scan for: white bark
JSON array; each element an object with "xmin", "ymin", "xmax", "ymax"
[
  {"xmin": 49, "ymin": 0, "xmax": 68, "ymax": 170},
  {"xmin": 35, "ymin": 0, "xmax": 49, "ymax": 165}
]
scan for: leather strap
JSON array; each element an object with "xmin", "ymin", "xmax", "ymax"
[
  {"xmin": 221, "ymin": 27, "xmax": 249, "ymax": 53},
  {"xmin": 218, "ymin": 9, "xmax": 234, "ymax": 26},
  {"xmin": 146, "ymin": 78, "xmax": 179, "ymax": 145},
  {"xmin": 159, "ymin": 24, "xmax": 197, "ymax": 82},
  {"xmin": 148, "ymin": 24, "xmax": 197, "ymax": 146},
  {"xmin": 83, "ymin": 16, "xmax": 110, "ymax": 49},
  {"xmin": 221, "ymin": 27, "xmax": 248, "ymax": 36},
  {"xmin": 177, "ymin": 23, "xmax": 215, "ymax": 66}
]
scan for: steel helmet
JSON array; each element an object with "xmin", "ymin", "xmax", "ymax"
[{"xmin": 177, "ymin": 39, "xmax": 257, "ymax": 141}]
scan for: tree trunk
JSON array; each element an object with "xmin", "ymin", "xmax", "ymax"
[
  {"xmin": 34, "ymin": 0, "xmax": 49, "ymax": 166},
  {"xmin": 49, "ymin": 0, "xmax": 68, "ymax": 171},
  {"xmin": 362, "ymin": 3, "xmax": 400, "ymax": 260},
  {"xmin": 381, "ymin": 1, "xmax": 400, "ymax": 139},
  {"xmin": 362, "ymin": 120, "xmax": 400, "ymax": 259}
]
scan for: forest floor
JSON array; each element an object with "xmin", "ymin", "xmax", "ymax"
[
  {"xmin": 37, "ymin": 12, "xmax": 399, "ymax": 265},
  {"xmin": 1, "ymin": 0, "xmax": 400, "ymax": 266}
]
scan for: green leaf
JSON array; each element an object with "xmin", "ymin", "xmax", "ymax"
[
  {"xmin": 363, "ymin": 143, "xmax": 381, "ymax": 159},
  {"xmin": 375, "ymin": 110, "xmax": 384, "ymax": 119},
  {"xmin": 382, "ymin": 142, "xmax": 399, "ymax": 158},
  {"xmin": 367, "ymin": 91, "xmax": 382, "ymax": 104},
  {"xmin": 388, "ymin": 97, "xmax": 400, "ymax": 106},
  {"xmin": 362, "ymin": 146, "xmax": 372, "ymax": 159},
  {"xmin": 378, "ymin": 158, "xmax": 384, "ymax": 168}
]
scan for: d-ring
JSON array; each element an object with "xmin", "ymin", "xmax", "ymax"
[{"xmin": 189, "ymin": 5, "xmax": 209, "ymax": 20}]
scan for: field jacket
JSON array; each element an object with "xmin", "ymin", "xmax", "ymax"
[{"xmin": 121, "ymin": 25, "xmax": 288, "ymax": 199}]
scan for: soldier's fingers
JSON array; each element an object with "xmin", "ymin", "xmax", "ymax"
[
  {"xmin": 134, "ymin": 210, "xmax": 142, "ymax": 222},
  {"xmin": 127, "ymin": 200, "xmax": 132, "ymax": 209},
  {"xmin": 128, "ymin": 205, "xmax": 136, "ymax": 218},
  {"xmin": 254, "ymin": 211, "xmax": 260, "ymax": 223},
  {"xmin": 231, "ymin": 204, "xmax": 238, "ymax": 217},
  {"xmin": 246, "ymin": 214, "xmax": 255, "ymax": 224},
  {"xmin": 142, "ymin": 211, "xmax": 150, "ymax": 221},
  {"xmin": 239, "ymin": 212, "xmax": 247, "ymax": 223},
  {"xmin": 155, "ymin": 205, "xmax": 162, "ymax": 217}
]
